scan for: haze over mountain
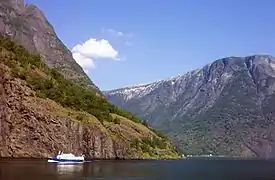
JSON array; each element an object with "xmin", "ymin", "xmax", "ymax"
[{"xmin": 105, "ymin": 55, "xmax": 275, "ymax": 157}]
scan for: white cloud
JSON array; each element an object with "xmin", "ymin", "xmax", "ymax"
[{"xmin": 72, "ymin": 38, "xmax": 120, "ymax": 71}]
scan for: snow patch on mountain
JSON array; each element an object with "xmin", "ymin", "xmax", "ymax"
[{"xmin": 107, "ymin": 68, "xmax": 201, "ymax": 100}]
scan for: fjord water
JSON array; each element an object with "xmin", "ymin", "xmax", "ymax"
[{"xmin": 1, "ymin": 159, "xmax": 275, "ymax": 180}]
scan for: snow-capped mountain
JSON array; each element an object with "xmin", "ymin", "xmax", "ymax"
[
  {"xmin": 104, "ymin": 55, "xmax": 275, "ymax": 157},
  {"xmin": 107, "ymin": 72, "xmax": 200, "ymax": 101}
]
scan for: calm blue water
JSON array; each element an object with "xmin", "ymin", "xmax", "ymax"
[{"xmin": 1, "ymin": 159, "xmax": 275, "ymax": 180}]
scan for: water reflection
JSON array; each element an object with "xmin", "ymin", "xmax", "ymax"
[
  {"xmin": 47, "ymin": 161, "xmax": 160, "ymax": 179},
  {"xmin": 81, "ymin": 160, "xmax": 162, "ymax": 179},
  {"xmin": 56, "ymin": 164, "xmax": 83, "ymax": 175},
  {"xmin": 2, "ymin": 159, "xmax": 275, "ymax": 180}
]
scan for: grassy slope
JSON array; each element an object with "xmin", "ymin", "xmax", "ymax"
[{"xmin": 0, "ymin": 36, "xmax": 180, "ymax": 159}]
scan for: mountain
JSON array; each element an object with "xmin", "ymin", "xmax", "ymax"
[
  {"xmin": 0, "ymin": 34, "xmax": 179, "ymax": 159},
  {"xmin": 0, "ymin": 0, "xmax": 98, "ymax": 91},
  {"xmin": 0, "ymin": 0, "xmax": 179, "ymax": 159},
  {"xmin": 105, "ymin": 55, "xmax": 275, "ymax": 158}
]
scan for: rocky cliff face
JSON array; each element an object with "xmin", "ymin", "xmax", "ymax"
[
  {"xmin": 0, "ymin": 0, "xmax": 99, "ymax": 91},
  {"xmin": 0, "ymin": 35, "xmax": 179, "ymax": 159},
  {"xmin": 0, "ymin": 64, "xmax": 178, "ymax": 159},
  {"xmin": 105, "ymin": 55, "xmax": 275, "ymax": 158}
]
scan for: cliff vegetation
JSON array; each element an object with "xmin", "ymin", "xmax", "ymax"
[{"xmin": 0, "ymin": 36, "xmax": 179, "ymax": 159}]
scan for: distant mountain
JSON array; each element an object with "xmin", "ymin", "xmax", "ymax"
[
  {"xmin": 105, "ymin": 55, "xmax": 275, "ymax": 158},
  {"xmin": 0, "ymin": 0, "xmax": 99, "ymax": 91}
]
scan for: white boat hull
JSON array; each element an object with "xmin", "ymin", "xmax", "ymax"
[{"xmin": 47, "ymin": 158, "xmax": 84, "ymax": 163}]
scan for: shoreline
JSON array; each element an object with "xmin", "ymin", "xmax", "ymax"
[
  {"xmin": 1, "ymin": 157, "xmax": 274, "ymax": 161},
  {"xmin": 0, "ymin": 157, "xmax": 183, "ymax": 161}
]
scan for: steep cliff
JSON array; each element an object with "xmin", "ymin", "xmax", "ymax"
[
  {"xmin": 0, "ymin": 36, "xmax": 179, "ymax": 159},
  {"xmin": 105, "ymin": 55, "xmax": 275, "ymax": 158},
  {"xmin": 0, "ymin": 0, "xmax": 99, "ymax": 91}
]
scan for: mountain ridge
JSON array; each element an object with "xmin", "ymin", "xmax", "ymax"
[
  {"xmin": 106, "ymin": 54, "xmax": 275, "ymax": 93},
  {"xmin": 105, "ymin": 54, "xmax": 275, "ymax": 157},
  {"xmin": 0, "ymin": 0, "xmax": 100, "ymax": 91}
]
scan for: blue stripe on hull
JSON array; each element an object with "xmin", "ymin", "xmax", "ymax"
[{"xmin": 48, "ymin": 158, "xmax": 84, "ymax": 162}]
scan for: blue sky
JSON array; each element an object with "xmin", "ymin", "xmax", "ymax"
[{"xmin": 25, "ymin": 0, "xmax": 275, "ymax": 90}]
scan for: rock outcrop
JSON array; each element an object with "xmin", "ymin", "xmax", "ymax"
[
  {"xmin": 105, "ymin": 55, "xmax": 275, "ymax": 158},
  {"xmin": 0, "ymin": 63, "xmax": 178, "ymax": 159},
  {"xmin": 0, "ymin": 0, "xmax": 99, "ymax": 91}
]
